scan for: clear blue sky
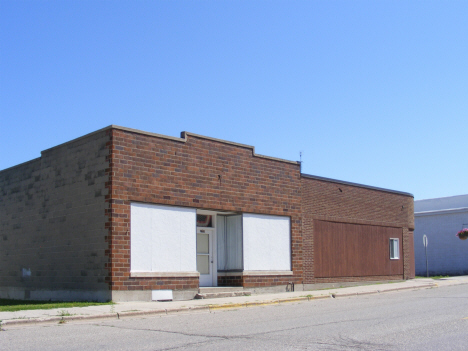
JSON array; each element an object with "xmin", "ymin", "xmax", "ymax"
[{"xmin": 1, "ymin": 1, "xmax": 467, "ymax": 200}]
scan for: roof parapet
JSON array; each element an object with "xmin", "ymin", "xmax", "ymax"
[
  {"xmin": 301, "ymin": 173, "xmax": 413, "ymax": 197},
  {"xmin": 37, "ymin": 125, "xmax": 300, "ymax": 165},
  {"xmin": 180, "ymin": 131, "xmax": 299, "ymax": 165}
]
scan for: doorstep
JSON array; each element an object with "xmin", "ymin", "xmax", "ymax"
[{"xmin": 195, "ymin": 286, "xmax": 251, "ymax": 299}]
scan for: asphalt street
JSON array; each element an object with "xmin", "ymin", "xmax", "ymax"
[{"xmin": 1, "ymin": 284, "xmax": 467, "ymax": 350}]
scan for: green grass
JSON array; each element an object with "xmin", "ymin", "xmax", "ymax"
[
  {"xmin": 0, "ymin": 299, "xmax": 114, "ymax": 312},
  {"xmin": 57, "ymin": 310, "xmax": 74, "ymax": 317}
]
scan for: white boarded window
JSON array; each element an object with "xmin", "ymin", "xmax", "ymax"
[
  {"xmin": 131, "ymin": 203, "xmax": 196, "ymax": 272},
  {"xmin": 390, "ymin": 238, "xmax": 400, "ymax": 260},
  {"xmin": 242, "ymin": 213, "xmax": 291, "ymax": 271}
]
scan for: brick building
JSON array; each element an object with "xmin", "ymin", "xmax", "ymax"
[{"xmin": 0, "ymin": 126, "xmax": 415, "ymax": 301}]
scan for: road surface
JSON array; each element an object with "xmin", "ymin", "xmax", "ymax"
[{"xmin": 1, "ymin": 284, "xmax": 467, "ymax": 350}]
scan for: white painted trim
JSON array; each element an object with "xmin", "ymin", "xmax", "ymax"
[
  {"xmin": 196, "ymin": 210, "xmax": 220, "ymax": 287},
  {"xmin": 197, "ymin": 209, "xmax": 218, "ymax": 216},
  {"xmin": 197, "ymin": 227, "xmax": 217, "ymax": 287},
  {"xmin": 196, "ymin": 209, "xmax": 216, "ymax": 229},
  {"xmin": 130, "ymin": 272, "xmax": 200, "ymax": 278},
  {"xmin": 211, "ymin": 227, "xmax": 218, "ymax": 286},
  {"xmin": 389, "ymin": 238, "xmax": 400, "ymax": 260}
]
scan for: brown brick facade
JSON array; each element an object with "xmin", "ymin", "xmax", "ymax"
[
  {"xmin": 218, "ymin": 275, "xmax": 242, "ymax": 287},
  {"xmin": 301, "ymin": 175, "xmax": 415, "ymax": 283},
  {"xmin": 0, "ymin": 125, "xmax": 415, "ymax": 301},
  {"xmin": 119, "ymin": 277, "xmax": 199, "ymax": 291},
  {"xmin": 242, "ymin": 275, "xmax": 297, "ymax": 288},
  {"xmin": 314, "ymin": 275, "xmax": 404, "ymax": 284},
  {"xmin": 107, "ymin": 128, "xmax": 303, "ymax": 293}
]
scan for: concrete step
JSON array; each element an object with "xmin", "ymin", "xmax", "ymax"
[
  {"xmin": 194, "ymin": 291, "xmax": 251, "ymax": 299},
  {"xmin": 198, "ymin": 287, "xmax": 244, "ymax": 294}
]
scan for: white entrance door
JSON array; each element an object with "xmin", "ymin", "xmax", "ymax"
[{"xmin": 197, "ymin": 228, "xmax": 216, "ymax": 287}]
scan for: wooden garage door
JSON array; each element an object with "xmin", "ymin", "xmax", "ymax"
[{"xmin": 314, "ymin": 220, "xmax": 403, "ymax": 278}]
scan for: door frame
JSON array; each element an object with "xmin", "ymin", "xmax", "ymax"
[{"xmin": 196, "ymin": 210, "xmax": 218, "ymax": 287}]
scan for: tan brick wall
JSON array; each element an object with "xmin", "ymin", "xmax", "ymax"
[
  {"xmin": 107, "ymin": 128, "xmax": 303, "ymax": 291},
  {"xmin": 301, "ymin": 176, "xmax": 414, "ymax": 283},
  {"xmin": 0, "ymin": 130, "xmax": 111, "ymax": 300}
]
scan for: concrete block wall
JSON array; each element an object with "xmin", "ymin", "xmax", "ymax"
[
  {"xmin": 301, "ymin": 175, "xmax": 415, "ymax": 283},
  {"xmin": 0, "ymin": 130, "xmax": 111, "ymax": 301},
  {"xmin": 414, "ymin": 211, "xmax": 468, "ymax": 276}
]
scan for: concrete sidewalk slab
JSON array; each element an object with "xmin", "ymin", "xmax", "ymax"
[{"xmin": 2, "ymin": 276, "xmax": 467, "ymax": 328}]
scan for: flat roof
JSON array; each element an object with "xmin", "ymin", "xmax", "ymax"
[
  {"xmin": 301, "ymin": 173, "xmax": 413, "ymax": 197},
  {"xmin": 1, "ymin": 125, "xmax": 415, "ymax": 200},
  {"xmin": 415, "ymin": 194, "xmax": 468, "ymax": 213}
]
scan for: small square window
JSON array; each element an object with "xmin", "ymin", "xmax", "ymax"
[
  {"xmin": 390, "ymin": 238, "xmax": 399, "ymax": 259},
  {"xmin": 196, "ymin": 214, "xmax": 213, "ymax": 227}
]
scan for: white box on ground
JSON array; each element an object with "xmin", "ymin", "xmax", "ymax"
[{"xmin": 152, "ymin": 290, "xmax": 173, "ymax": 301}]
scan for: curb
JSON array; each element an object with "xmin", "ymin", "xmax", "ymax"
[
  {"xmin": 1, "ymin": 313, "xmax": 119, "ymax": 327},
  {"xmin": 207, "ymin": 294, "xmax": 331, "ymax": 311},
  {"xmin": 330, "ymin": 283, "xmax": 437, "ymax": 298},
  {"xmin": 0, "ymin": 282, "xmax": 447, "ymax": 327}
]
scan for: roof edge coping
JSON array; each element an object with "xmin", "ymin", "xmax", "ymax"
[
  {"xmin": 301, "ymin": 173, "xmax": 414, "ymax": 197},
  {"xmin": 10, "ymin": 125, "xmax": 300, "ymax": 170},
  {"xmin": 112, "ymin": 127, "xmax": 299, "ymax": 165},
  {"xmin": 415, "ymin": 207, "xmax": 468, "ymax": 216},
  {"xmin": 41, "ymin": 125, "xmax": 116, "ymax": 155},
  {"xmin": 181, "ymin": 131, "xmax": 300, "ymax": 165},
  {"xmin": 0, "ymin": 157, "xmax": 42, "ymax": 173}
]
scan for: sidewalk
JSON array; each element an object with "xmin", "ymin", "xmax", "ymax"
[{"xmin": 2, "ymin": 276, "xmax": 467, "ymax": 327}]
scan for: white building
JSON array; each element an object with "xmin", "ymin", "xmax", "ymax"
[{"xmin": 414, "ymin": 195, "xmax": 468, "ymax": 276}]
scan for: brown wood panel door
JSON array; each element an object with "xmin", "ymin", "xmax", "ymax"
[{"xmin": 314, "ymin": 220, "xmax": 403, "ymax": 278}]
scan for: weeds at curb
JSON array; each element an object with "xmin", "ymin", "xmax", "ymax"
[{"xmin": 58, "ymin": 310, "xmax": 73, "ymax": 317}]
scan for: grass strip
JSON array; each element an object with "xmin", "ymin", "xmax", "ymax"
[{"xmin": 0, "ymin": 299, "xmax": 113, "ymax": 312}]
